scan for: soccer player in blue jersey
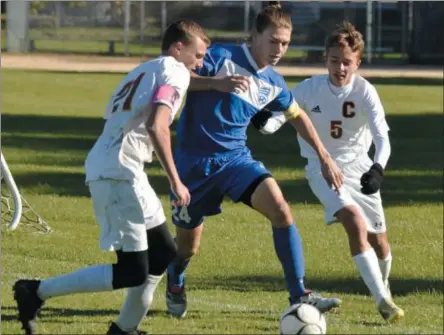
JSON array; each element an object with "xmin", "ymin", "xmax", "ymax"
[{"xmin": 165, "ymin": 2, "xmax": 344, "ymax": 318}]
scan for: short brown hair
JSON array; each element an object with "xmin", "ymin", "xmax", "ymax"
[
  {"xmin": 325, "ymin": 21, "xmax": 365, "ymax": 56},
  {"xmin": 161, "ymin": 19, "xmax": 211, "ymax": 52},
  {"xmin": 254, "ymin": 1, "xmax": 292, "ymax": 34}
]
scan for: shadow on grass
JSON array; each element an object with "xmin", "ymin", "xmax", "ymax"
[
  {"xmin": 2, "ymin": 113, "xmax": 442, "ymax": 205},
  {"xmin": 191, "ymin": 275, "xmax": 443, "ymax": 297}
]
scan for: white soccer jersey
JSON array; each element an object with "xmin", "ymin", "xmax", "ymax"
[
  {"xmin": 85, "ymin": 56, "xmax": 190, "ymax": 182},
  {"xmin": 292, "ymin": 74, "xmax": 389, "ymax": 165}
]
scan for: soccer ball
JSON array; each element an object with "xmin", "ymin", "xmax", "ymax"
[{"xmin": 280, "ymin": 303, "xmax": 327, "ymax": 334}]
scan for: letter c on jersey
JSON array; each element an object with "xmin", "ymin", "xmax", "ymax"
[{"xmin": 342, "ymin": 101, "xmax": 356, "ymax": 118}]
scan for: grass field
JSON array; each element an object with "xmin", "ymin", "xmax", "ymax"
[{"xmin": 1, "ymin": 69, "xmax": 443, "ymax": 334}]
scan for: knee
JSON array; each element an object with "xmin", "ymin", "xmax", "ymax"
[
  {"xmin": 112, "ymin": 250, "xmax": 149, "ymax": 289},
  {"xmin": 126, "ymin": 266, "xmax": 149, "ymax": 287},
  {"xmin": 337, "ymin": 206, "xmax": 367, "ymax": 237},
  {"xmin": 178, "ymin": 243, "xmax": 199, "ymax": 259},
  {"xmin": 368, "ymin": 233, "xmax": 390, "ymax": 258},
  {"xmin": 269, "ymin": 198, "xmax": 293, "ymax": 227}
]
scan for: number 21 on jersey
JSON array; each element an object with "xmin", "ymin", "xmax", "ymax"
[{"xmin": 112, "ymin": 72, "xmax": 145, "ymax": 113}]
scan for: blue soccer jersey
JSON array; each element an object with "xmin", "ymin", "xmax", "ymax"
[{"xmin": 176, "ymin": 43, "xmax": 298, "ymax": 155}]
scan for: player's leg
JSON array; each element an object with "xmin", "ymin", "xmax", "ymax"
[
  {"xmin": 321, "ymin": 159, "xmax": 402, "ymax": 322},
  {"xmin": 335, "ymin": 205, "xmax": 392, "ymax": 304},
  {"xmin": 224, "ymin": 152, "xmax": 340, "ymax": 312},
  {"xmin": 166, "ymin": 187, "xmax": 223, "ymax": 318},
  {"xmin": 112, "ymin": 223, "xmax": 177, "ymax": 333},
  {"xmin": 13, "ymin": 180, "xmax": 150, "ymax": 334},
  {"xmin": 348, "ymin": 169, "xmax": 393, "ymax": 299},
  {"xmin": 165, "ymin": 223, "xmax": 204, "ymax": 317},
  {"xmin": 368, "ymin": 232, "xmax": 392, "ymax": 296},
  {"xmin": 165, "ymin": 152, "xmax": 224, "ymax": 318},
  {"xmin": 112, "ymin": 178, "xmax": 177, "ymax": 333}
]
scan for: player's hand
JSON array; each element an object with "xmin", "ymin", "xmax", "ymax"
[
  {"xmin": 251, "ymin": 108, "xmax": 273, "ymax": 131},
  {"xmin": 213, "ymin": 75, "xmax": 250, "ymax": 94},
  {"xmin": 171, "ymin": 180, "xmax": 191, "ymax": 207},
  {"xmin": 361, "ymin": 163, "xmax": 384, "ymax": 195},
  {"xmin": 320, "ymin": 156, "xmax": 344, "ymax": 194}
]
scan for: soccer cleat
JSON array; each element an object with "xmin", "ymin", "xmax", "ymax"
[
  {"xmin": 165, "ymin": 277, "xmax": 187, "ymax": 318},
  {"xmin": 13, "ymin": 279, "xmax": 44, "ymax": 335},
  {"xmin": 291, "ymin": 290, "xmax": 342, "ymax": 313},
  {"xmin": 377, "ymin": 297, "xmax": 404, "ymax": 323},
  {"xmin": 106, "ymin": 322, "xmax": 148, "ymax": 335}
]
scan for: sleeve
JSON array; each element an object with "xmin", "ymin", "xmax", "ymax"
[
  {"xmin": 365, "ymin": 83, "xmax": 391, "ymax": 168},
  {"xmin": 258, "ymin": 111, "xmax": 287, "ymax": 135},
  {"xmin": 291, "ymin": 79, "xmax": 309, "ymax": 112},
  {"xmin": 256, "ymin": 80, "xmax": 310, "ymax": 135},
  {"xmin": 194, "ymin": 44, "xmax": 231, "ymax": 77},
  {"xmin": 265, "ymin": 85, "xmax": 302, "ymax": 121},
  {"xmin": 153, "ymin": 60, "xmax": 191, "ymax": 110}
]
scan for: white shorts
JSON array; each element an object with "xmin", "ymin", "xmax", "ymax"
[
  {"xmin": 305, "ymin": 157, "xmax": 386, "ymax": 234},
  {"xmin": 88, "ymin": 174, "xmax": 166, "ymax": 252}
]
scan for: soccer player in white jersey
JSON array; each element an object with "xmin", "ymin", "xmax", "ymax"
[
  {"xmin": 251, "ymin": 21, "xmax": 404, "ymax": 323},
  {"xmin": 13, "ymin": 20, "xmax": 210, "ymax": 335}
]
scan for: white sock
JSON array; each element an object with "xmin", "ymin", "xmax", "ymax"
[
  {"xmin": 116, "ymin": 274, "xmax": 163, "ymax": 332},
  {"xmin": 353, "ymin": 248, "xmax": 389, "ymax": 305},
  {"xmin": 378, "ymin": 251, "xmax": 392, "ymax": 287},
  {"xmin": 37, "ymin": 264, "xmax": 113, "ymax": 300}
]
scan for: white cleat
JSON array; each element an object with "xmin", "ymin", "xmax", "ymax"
[
  {"xmin": 293, "ymin": 291, "xmax": 342, "ymax": 313},
  {"xmin": 377, "ymin": 297, "xmax": 405, "ymax": 323}
]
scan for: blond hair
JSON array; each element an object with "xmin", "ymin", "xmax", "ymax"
[
  {"xmin": 161, "ymin": 19, "xmax": 211, "ymax": 52},
  {"xmin": 254, "ymin": 1, "xmax": 292, "ymax": 34},
  {"xmin": 325, "ymin": 21, "xmax": 365, "ymax": 56}
]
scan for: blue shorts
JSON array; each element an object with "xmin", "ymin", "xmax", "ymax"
[{"xmin": 170, "ymin": 147, "xmax": 271, "ymax": 229}]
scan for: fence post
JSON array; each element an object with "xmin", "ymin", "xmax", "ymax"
[
  {"xmin": 140, "ymin": 1, "xmax": 145, "ymax": 48},
  {"xmin": 124, "ymin": 0, "xmax": 130, "ymax": 56},
  {"xmin": 244, "ymin": 0, "xmax": 250, "ymax": 33},
  {"xmin": 6, "ymin": 0, "xmax": 29, "ymax": 52},
  {"xmin": 366, "ymin": 0, "xmax": 373, "ymax": 64},
  {"xmin": 161, "ymin": 1, "xmax": 167, "ymax": 34}
]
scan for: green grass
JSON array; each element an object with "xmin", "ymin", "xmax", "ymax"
[{"xmin": 1, "ymin": 69, "xmax": 443, "ymax": 334}]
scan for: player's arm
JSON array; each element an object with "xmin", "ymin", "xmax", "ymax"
[
  {"xmin": 189, "ymin": 72, "xmax": 250, "ymax": 93},
  {"xmin": 187, "ymin": 45, "xmax": 250, "ymax": 93},
  {"xmin": 146, "ymin": 103, "xmax": 179, "ymax": 185},
  {"xmin": 146, "ymin": 64, "xmax": 191, "ymax": 206},
  {"xmin": 251, "ymin": 110, "xmax": 288, "ymax": 135},
  {"xmin": 360, "ymin": 84, "xmax": 391, "ymax": 195},
  {"xmin": 251, "ymin": 81, "xmax": 308, "ymax": 135}
]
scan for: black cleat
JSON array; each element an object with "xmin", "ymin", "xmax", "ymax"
[
  {"xmin": 13, "ymin": 279, "xmax": 44, "ymax": 335},
  {"xmin": 106, "ymin": 322, "xmax": 148, "ymax": 335}
]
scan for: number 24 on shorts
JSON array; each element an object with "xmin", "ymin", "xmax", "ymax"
[{"xmin": 172, "ymin": 205, "xmax": 192, "ymax": 224}]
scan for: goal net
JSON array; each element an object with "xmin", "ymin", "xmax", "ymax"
[{"xmin": 1, "ymin": 152, "xmax": 52, "ymax": 233}]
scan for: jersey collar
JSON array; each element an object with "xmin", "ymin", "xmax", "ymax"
[{"xmin": 241, "ymin": 43, "xmax": 268, "ymax": 73}]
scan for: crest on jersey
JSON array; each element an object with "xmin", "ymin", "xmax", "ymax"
[{"xmin": 259, "ymin": 86, "xmax": 271, "ymax": 105}]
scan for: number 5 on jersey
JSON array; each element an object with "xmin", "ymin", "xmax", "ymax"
[{"xmin": 112, "ymin": 72, "xmax": 145, "ymax": 113}]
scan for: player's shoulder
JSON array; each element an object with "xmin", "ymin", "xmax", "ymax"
[
  {"xmin": 137, "ymin": 56, "xmax": 187, "ymax": 75},
  {"xmin": 263, "ymin": 67, "xmax": 289, "ymax": 89},
  {"xmin": 353, "ymin": 74, "xmax": 380, "ymax": 98},
  {"xmin": 158, "ymin": 55, "xmax": 188, "ymax": 74},
  {"xmin": 207, "ymin": 43, "xmax": 238, "ymax": 60}
]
